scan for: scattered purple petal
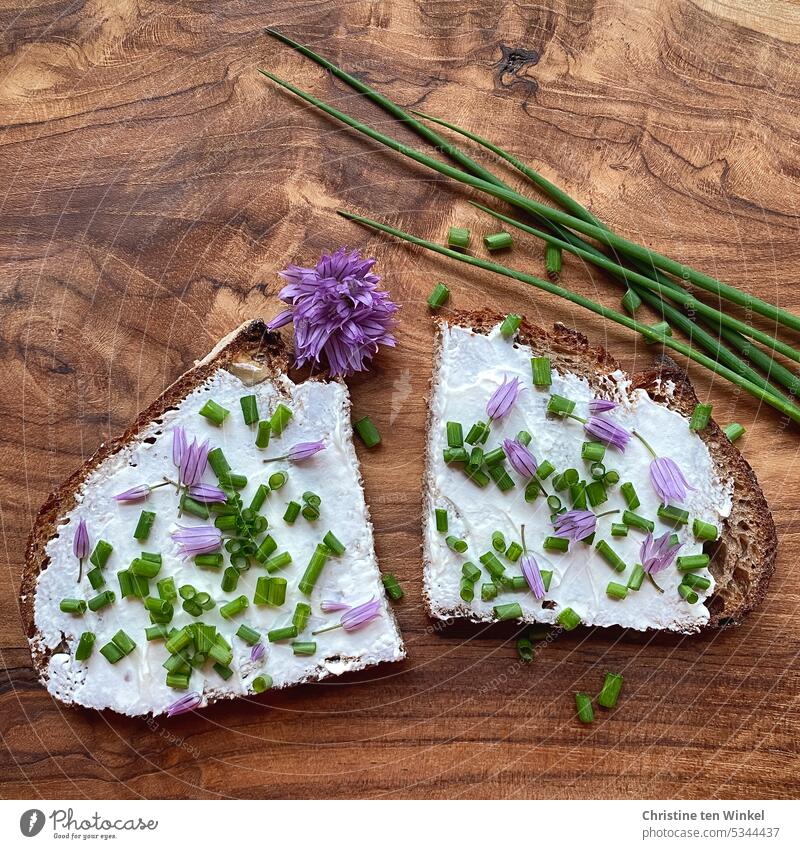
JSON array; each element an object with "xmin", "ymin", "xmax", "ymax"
[
  {"xmin": 520, "ymin": 554, "xmax": 545, "ymax": 599},
  {"xmin": 287, "ymin": 440, "xmax": 326, "ymax": 462},
  {"xmin": 552, "ymin": 510, "xmax": 597, "ymax": 542},
  {"xmin": 584, "ymin": 415, "xmax": 631, "ymax": 450},
  {"xmin": 502, "ymin": 438, "xmax": 538, "ymax": 478},
  {"xmin": 486, "ymin": 375, "xmax": 522, "ymax": 420},
  {"xmin": 172, "ymin": 427, "xmax": 187, "ymax": 469},
  {"xmin": 640, "ymin": 532, "xmax": 682, "ymax": 574},
  {"xmin": 321, "ymin": 600, "xmax": 351, "ymax": 613},
  {"xmin": 589, "ymin": 398, "xmax": 617, "ymax": 414},
  {"xmin": 114, "ymin": 484, "xmax": 151, "ymax": 503},
  {"xmin": 73, "ymin": 518, "xmax": 90, "ymax": 560},
  {"xmin": 250, "ymin": 643, "xmax": 266, "ymax": 662},
  {"xmin": 650, "ymin": 456, "xmax": 694, "ymax": 505},
  {"xmin": 179, "ymin": 438, "xmax": 210, "ymax": 488},
  {"xmin": 274, "ymin": 247, "xmax": 399, "ymax": 376},
  {"xmin": 171, "ymin": 525, "xmax": 222, "ymax": 557},
  {"xmin": 166, "ymin": 692, "xmax": 202, "ymax": 717},
  {"xmin": 341, "ymin": 598, "xmax": 382, "ymax": 632},
  {"xmin": 187, "ymin": 484, "xmax": 228, "ymax": 504}
]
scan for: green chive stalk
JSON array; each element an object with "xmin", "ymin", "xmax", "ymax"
[{"xmin": 337, "ymin": 209, "xmax": 800, "ymax": 424}]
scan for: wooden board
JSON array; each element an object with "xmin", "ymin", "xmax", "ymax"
[{"xmin": 1, "ymin": 0, "xmax": 798, "ymax": 799}]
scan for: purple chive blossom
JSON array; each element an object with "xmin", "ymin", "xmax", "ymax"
[
  {"xmin": 650, "ymin": 456, "xmax": 694, "ymax": 505},
  {"xmin": 250, "ymin": 643, "xmax": 266, "ymax": 662},
  {"xmin": 114, "ymin": 484, "xmax": 151, "ymax": 503},
  {"xmin": 267, "ymin": 308, "xmax": 293, "ymax": 330},
  {"xmin": 288, "ymin": 440, "xmax": 326, "ymax": 461},
  {"xmin": 172, "ymin": 426, "xmax": 187, "ymax": 468},
  {"xmin": 503, "ymin": 439, "xmax": 538, "ymax": 478},
  {"xmin": 171, "ymin": 525, "xmax": 222, "ymax": 557},
  {"xmin": 187, "ymin": 484, "xmax": 228, "ymax": 504},
  {"xmin": 321, "ymin": 600, "xmax": 351, "ymax": 613},
  {"xmin": 166, "ymin": 692, "xmax": 202, "ymax": 717},
  {"xmin": 486, "ymin": 375, "xmax": 522, "ymax": 420},
  {"xmin": 589, "ymin": 398, "xmax": 617, "ymax": 414},
  {"xmin": 179, "ymin": 438, "xmax": 210, "ymax": 488},
  {"xmin": 640, "ymin": 532, "xmax": 682, "ymax": 575},
  {"xmin": 73, "ymin": 518, "xmax": 90, "ymax": 560},
  {"xmin": 584, "ymin": 415, "xmax": 631, "ymax": 450},
  {"xmin": 552, "ymin": 510, "xmax": 597, "ymax": 542},
  {"xmin": 341, "ymin": 598, "xmax": 382, "ymax": 632},
  {"xmin": 270, "ymin": 247, "xmax": 399, "ymax": 376},
  {"xmin": 520, "ymin": 554, "xmax": 545, "ymax": 600}
]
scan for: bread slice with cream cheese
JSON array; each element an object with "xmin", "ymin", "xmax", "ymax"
[
  {"xmin": 23, "ymin": 320, "xmax": 405, "ymax": 717},
  {"xmin": 423, "ymin": 311, "xmax": 776, "ymax": 632}
]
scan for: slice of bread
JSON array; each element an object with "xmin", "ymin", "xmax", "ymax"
[
  {"xmin": 23, "ymin": 319, "xmax": 405, "ymax": 717},
  {"xmin": 423, "ymin": 310, "xmax": 776, "ymax": 632}
]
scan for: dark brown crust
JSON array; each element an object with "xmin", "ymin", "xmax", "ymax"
[{"xmin": 424, "ymin": 310, "xmax": 777, "ymax": 630}]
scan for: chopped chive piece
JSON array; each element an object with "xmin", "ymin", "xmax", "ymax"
[
  {"xmin": 606, "ymin": 581, "xmax": 628, "ymax": 600},
  {"xmin": 446, "ymin": 421, "xmax": 464, "ymax": 448},
  {"xmin": 130, "ymin": 557, "xmax": 161, "ymax": 579},
  {"xmin": 627, "ymin": 564, "xmax": 645, "ymax": 591},
  {"xmin": 547, "ymin": 394, "xmax": 575, "ymax": 416},
  {"xmin": 537, "ymin": 460, "xmax": 555, "ymax": 479},
  {"xmin": 540, "ymin": 571, "xmax": 553, "ymax": 591},
  {"xmin": 240, "ymin": 394, "xmax": 259, "ymax": 425},
  {"xmin": 622, "ymin": 510, "xmax": 655, "ymax": 532},
  {"xmin": 207, "ymin": 447, "xmax": 231, "ymax": 478},
  {"xmin": 218, "ymin": 472, "xmax": 247, "ymax": 490},
  {"xmin": 724, "ymin": 422, "xmax": 745, "ymax": 443},
  {"xmin": 692, "ymin": 519, "xmax": 719, "ymax": 542},
  {"xmin": 435, "ymin": 508, "xmax": 448, "ymax": 533},
  {"xmin": 87, "ymin": 590, "xmax": 116, "ymax": 611},
  {"xmin": 461, "ymin": 562, "xmax": 481, "ymax": 583},
  {"xmin": 447, "ymin": 226, "xmax": 470, "ymax": 250},
  {"xmin": 585, "ymin": 480, "xmax": 607, "ymax": 507},
  {"xmin": 353, "ymin": 415, "xmax": 381, "ymax": 448},
  {"xmin": 481, "ymin": 582, "xmax": 498, "ymax": 601},
  {"xmin": 676, "ymin": 553, "xmax": 710, "ymax": 572},
  {"xmin": 254, "ymin": 576, "xmax": 287, "ymax": 606},
  {"xmin": 270, "ymin": 403, "xmax": 293, "ymax": 435},
  {"xmin": 507, "ymin": 575, "xmax": 527, "ymax": 591},
  {"xmin": 595, "ymin": 540, "xmax": 626, "ymax": 573},
  {"xmin": 484, "ymin": 231, "xmax": 512, "ymax": 251},
  {"xmin": 620, "ymin": 482, "xmax": 640, "ymax": 510},
  {"xmin": 427, "ymin": 281, "xmax": 450, "ymax": 310},
  {"xmin": 140, "ymin": 551, "xmax": 161, "ymax": 563},
  {"xmin": 165, "ymin": 672, "xmax": 191, "ymax": 690},
  {"xmin": 494, "ymin": 602, "xmax": 522, "ymax": 621},
  {"xmin": 248, "ymin": 484, "xmax": 269, "ymax": 513},
  {"xmin": 144, "ymin": 595, "xmax": 172, "ymax": 616},
  {"xmin": 268, "ymin": 471, "xmax": 287, "ymax": 491},
  {"xmin": 236, "ymin": 624, "xmax": 261, "ymax": 645},
  {"xmin": 86, "ymin": 567, "xmax": 105, "ymax": 590},
  {"xmin": 556, "ymin": 607, "xmax": 581, "ymax": 630},
  {"xmin": 255, "ymin": 420, "xmax": 271, "ymax": 449},
  {"xmin": 575, "ymin": 692, "xmax": 594, "ymax": 723},
  {"xmin": 219, "ymin": 595, "xmax": 248, "ymax": 619},
  {"xmin": 500, "ymin": 313, "xmax": 522, "ymax": 337},
  {"xmin": 214, "ymin": 663, "xmax": 234, "ymax": 681},
  {"xmin": 444, "ymin": 446, "xmax": 469, "ymax": 464},
  {"xmin": 463, "ymin": 464, "xmax": 490, "ymax": 487},
  {"xmin": 199, "ymin": 399, "xmax": 230, "ymax": 426},
  {"xmin": 117, "ymin": 570, "xmax": 134, "ymax": 598},
  {"xmin": 682, "ymin": 573, "xmax": 711, "ymax": 591},
  {"xmin": 465, "ymin": 420, "xmax": 490, "ymax": 445},
  {"xmin": 545, "ymin": 243, "xmax": 562, "ymax": 277},
  {"xmin": 597, "ymin": 673, "xmax": 624, "ymax": 709},
  {"xmin": 165, "ymin": 627, "xmax": 192, "ymax": 655},
  {"xmin": 581, "ymin": 441, "xmax": 605, "ymax": 462},
  {"xmin": 99, "ymin": 642, "xmax": 124, "ymax": 664},
  {"xmin": 264, "ymin": 551, "xmax": 292, "ymax": 573},
  {"xmin": 517, "ymin": 636, "xmax": 534, "ymax": 663},
  {"xmin": 524, "ymin": 478, "xmax": 542, "ymax": 502},
  {"xmin": 60, "ymin": 598, "xmax": 86, "ymax": 614},
  {"xmin": 690, "ymin": 403, "xmax": 713, "ymax": 431},
  {"xmin": 467, "ymin": 446, "xmax": 484, "ymax": 469},
  {"xmin": 603, "ymin": 470, "xmax": 620, "ymax": 486},
  {"xmin": 380, "ymin": 573, "xmax": 403, "ymax": 601},
  {"xmin": 488, "ymin": 463, "xmax": 515, "ymax": 491},
  {"xmin": 133, "ymin": 510, "xmax": 155, "ymax": 541},
  {"xmin": 268, "ymin": 625, "xmax": 298, "ymax": 642},
  {"xmin": 590, "ymin": 464, "xmax": 606, "ymax": 484},
  {"xmin": 644, "ymin": 320, "xmax": 672, "ymax": 344},
  {"xmin": 283, "ymin": 501, "xmax": 301, "ymax": 524},
  {"xmin": 516, "ymin": 429, "xmax": 532, "ymax": 446},
  {"xmin": 491, "ymin": 531, "xmax": 506, "ymax": 552},
  {"xmin": 479, "ymin": 551, "xmax": 506, "ymax": 581},
  {"xmin": 89, "ymin": 540, "xmax": 113, "ymax": 569},
  {"xmin": 546, "ymin": 494, "xmax": 562, "ymax": 512},
  {"xmin": 293, "ymin": 602, "xmax": 312, "ymax": 632},
  {"xmin": 214, "ymin": 514, "xmax": 237, "ymax": 531},
  {"xmin": 319, "ymin": 530, "xmax": 344, "ymax": 556},
  {"xmin": 221, "ymin": 566, "xmax": 239, "ymax": 593},
  {"xmin": 611, "ymin": 523, "xmax": 628, "ymax": 537},
  {"xmin": 678, "ymin": 584, "xmax": 699, "ymax": 603},
  {"xmin": 657, "ymin": 504, "xmax": 689, "ymax": 525},
  {"xmin": 180, "ymin": 493, "xmax": 210, "ymax": 519},
  {"xmin": 192, "ymin": 554, "xmax": 223, "ymax": 573},
  {"xmin": 145, "ymin": 624, "xmax": 170, "ymax": 641},
  {"xmin": 179, "ymin": 584, "xmax": 196, "ymax": 601},
  {"xmin": 111, "ymin": 629, "xmax": 136, "ymax": 655},
  {"xmin": 460, "ymin": 577, "xmax": 475, "ymax": 602},
  {"xmin": 530, "ymin": 356, "xmax": 552, "ymax": 387},
  {"xmin": 505, "ymin": 541, "xmax": 523, "ymax": 562},
  {"xmin": 569, "ymin": 482, "xmax": 587, "ymax": 510},
  {"xmin": 483, "ymin": 446, "xmax": 506, "ymax": 467},
  {"xmin": 75, "ymin": 632, "xmax": 96, "ymax": 661},
  {"xmin": 543, "ymin": 536, "xmax": 570, "ymax": 553},
  {"xmin": 252, "ymin": 674, "xmax": 272, "ymax": 692},
  {"xmin": 292, "ymin": 641, "xmax": 317, "ymax": 656},
  {"xmin": 298, "ymin": 544, "xmax": 330, "ymax": 595},
  {"xmin": 446, "ymin": 535, "xmax": 468, "ymax": 553}
]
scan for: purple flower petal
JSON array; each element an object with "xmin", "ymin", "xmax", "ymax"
[
  {"xmin": 341, "ymin": 598, "xmax": 382, "ymax": 631},
  {"xmin": 250, "ymin": 643, "xmax": 265, "ymax": 662},
  {"xmin": 179, "ymin": 438, "xmax": 209, "ymax": 488},
  {"xmin": 640, "ymin": 532, "xmax": 682, "ymax": 574},
  {"xmin": 171, "ymin": 525, "xmax": 222, "ymax": 557},
  {"xmin": 172, "ymin": 427, "xmax": 187, "ymax": 469},
  {"xmin": 584, "ymin": 415, "xmax": 631, "ymax": 450},
  {"xmin": 552, "ymin": 510, "xmax": 597, "ymax": 542},
  {"xmin": 267, "ymin": 309, "xmax": 294, "ymax": 330},
  {"xmin": 520, "ymin": 554, "xmax": 545, "ymax": 599},
  {"xmin": 486, "ymin": 375, "xmax": 522, "ymax": 420},
  {"xmin": 287, "ymin": 440, "xmax": 326, "ymax": 462},
  {"xmin": 187, "ymin": 484, "xmax": 228, "ymax": 504},
  {"xmin": 114, "ymin": 484, "xmax": 151, "ymax": 503},
  {"xmin": 502, "ymin": 439, "xmax": 538, "ymax": 478},
  {"xmin": 72, "ymin": 518, "xmax": 90, "ymax": 560},
  {"xmin": 166, "ymin": 692, "xmax": 202, "ymax": 717},
  {"xmin": 321, "ymin": 600, "xmax": 351, "ymax": 613},
  {"xmin": 589, "ymin": 398, "xmax": 617, "ymax": 414},
  {"xmin": 650, "ymin": 456, "xmax": 693, "ymax": 505}
]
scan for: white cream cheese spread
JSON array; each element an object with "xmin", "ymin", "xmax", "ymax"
[
  {"xmin": 33, "ymin": 368, "xmax": 405, "ymax": 716},
  {"xmin": 424, "ymin": 323, "xmax": 733, "ymax": 633}
]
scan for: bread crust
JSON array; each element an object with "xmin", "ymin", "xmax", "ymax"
[{"xmin": 423, "ymin": 310, "xmax": 776, "ymax": 631}]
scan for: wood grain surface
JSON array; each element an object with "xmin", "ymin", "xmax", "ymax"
[{"xmin": 1, "ymin": 0, "xmax": 799, "ymax": 800}]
